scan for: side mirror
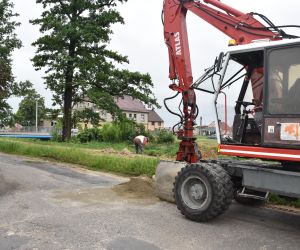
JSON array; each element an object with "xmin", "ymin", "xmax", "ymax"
[{"xmin": 215, "ymin": 52, "xmax": 224, "ymax": 72}]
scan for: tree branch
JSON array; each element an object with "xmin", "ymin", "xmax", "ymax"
[{"xmin": 58, "ymin": 0, "xmax": 72, "ymax": 20}]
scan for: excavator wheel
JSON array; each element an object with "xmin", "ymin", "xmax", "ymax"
[{"xmin": 174, "ymin": 162, "xmax": 233, "ymax": 222}]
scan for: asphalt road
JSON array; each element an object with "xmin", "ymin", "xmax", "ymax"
[{"xmin": 0, "ymin": 153, "xmax": 300, "ymax": 250}]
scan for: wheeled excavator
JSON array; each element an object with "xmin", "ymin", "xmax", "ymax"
[{"xmin": 155, "ymin": 0, "xmax": 300, "ymax": 221}]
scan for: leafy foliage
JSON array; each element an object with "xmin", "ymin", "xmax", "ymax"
[
  {"xmin": 0, "ymin": 99, "xmax": 14, "ymax": 127},
  {"xmin": 15, "ymin": 88, "xmax": 46, "ymax": 127},
  {"xmin": 77, "ymin": 119, "xmax": 149, "ymax": 143},
  {"xmin": 45, "ymin": 108, "xmax": 62, "ymax": 121},
  {"xmin": 73, "ymin": 108, "xmax": 101, "ymax": 127},
  {"xmin": 50, "ymin": 121, "xmax": 63, "ymax": 142},
  {"xmin": 77, "ymin": 127, "xmax": 102, "ymax": 143},
  {"xmin": 31, "ymin": 0, "xmax": 159, "ymax": 140},
  {"xmin": 0, "ymin": 0, "xmax": 22, "ymax": 120},
  {"xmin": 156, "ymin": 130, "xmax": 175, "ymax": 144}
]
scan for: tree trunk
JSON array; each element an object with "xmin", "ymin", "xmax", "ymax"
[
  {"xmin": 62, "ymin": 40, "xmax": 76, "ymax": 141},
  {"xmin": 62, "ymin": 82, "xmax": 73, "ymax": 141}
]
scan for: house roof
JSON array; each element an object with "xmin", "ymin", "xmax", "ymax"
[
  {"xmin": 116, "ymin": 95, "xmax": 149, "ymax": 113},
  {"xmin": 148, "ymin": 110, "xmax": 164, "ymax": 122}
]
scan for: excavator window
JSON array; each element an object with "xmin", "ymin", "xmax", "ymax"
[
  {"xmin": 218, "ymin": 50, "xmax": 264, "ymax": 145},
  {"xmin": 267, "ymin": 46, "xmax": 300, "ymax": 115}
]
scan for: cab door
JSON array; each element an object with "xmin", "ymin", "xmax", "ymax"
[{"xmin": 263, "ymin": 44, "xmax": 300, "ymax": 148}]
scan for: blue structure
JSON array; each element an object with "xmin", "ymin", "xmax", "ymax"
[{"xmin": 0, "ymin": 133, "xmax": 52, "ymax": 140}]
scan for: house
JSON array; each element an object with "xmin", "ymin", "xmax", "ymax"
[
  {"xmin": 207, "ymin": 121, "xmax": 232, "ymax": 136},
  {"xmin": 194, "ymin": 125, "xmax": 209, "ymax": 136},
  {"xmin": 148, "ymin": 110, "xmax": 164, "ymax": 131},
  {"xmin": 116, "ymin": 95, "xmax": 149, "ymax": 127},
  {"xmin": 74, "ymin": 95, "xmax": 164, "ymax": 131}
]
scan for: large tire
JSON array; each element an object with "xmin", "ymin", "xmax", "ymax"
[{"xmin": 174, "ymin": 162, "xmax": 233, "ymax": 222}]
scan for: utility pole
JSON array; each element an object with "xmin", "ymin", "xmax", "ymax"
[
  {"xmin": 36, "ymin": 100, "xmax": 38, "ymax": 133},
  {"xmin": 199, "ymin": 116, "xmax": 202, "ymax": 136}
]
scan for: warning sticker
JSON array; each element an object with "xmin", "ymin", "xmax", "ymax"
[{"xmin": 280, "ymin": 123, "xmax": 300, "ymax": 141}]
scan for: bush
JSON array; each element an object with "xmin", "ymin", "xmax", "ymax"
[
  {"xmin": 51, "ymin": 124, "xmax": 62, "ymax": 142},
  {"xmin": 117, "ymin": 120, "xmax": 136, "ymax": 142},
  {"xmin": 101, "ymin": 120, "xmax": 145, "ymax": 143},
  {"xmin": 156, "ymin": 130, "xmax": 175, "ymax": 144},
  {"xmin": 101, "ymin": 123, "xmax": 121, "ymax": 142},
  {"xmin": 77, "ymin": 128, "xmax": 102, "ymax": 143},
  {"xmin": 77, "ymin": 120, "xmax": 153, "ymax": 143}
]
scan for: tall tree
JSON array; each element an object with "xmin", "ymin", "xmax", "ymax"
[
  {"xmin": 15, "ymin": 81, "xmax": 46, "ymax": 127},
  {"xmin": 31, "ymin": 0, "xmax": 158, "ymax": 141},
  {"xmin": 0, "ymin": 100, "xmax": 14, "ymax": 127},
  {"xmin": 0, "ymin": 0, "xmax": 22, "ymax": 117},
  {"xmin": 15, "ymin": 92, "xmax": 46, "ymax": 127}
]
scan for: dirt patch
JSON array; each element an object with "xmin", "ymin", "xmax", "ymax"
[
  {"xmin": 53, "ymin": 176, "xmax": 158, "ymax": 206},
  {"xmin": 84, "ymin": 147, "xmax": 137, "ymax": 159},
  {"xmin": 112, "ymin": 176, "xmax": 155, "ymax": 199},
  {"xmin": 84, "ymin": 147, "xmax": 156, "ymax": 159},
  {"xmin": 0, "ymin": 174, "xmax": 19, "ymax": 197},
  {"xmin": 121, "ymin": 147, "xmax": 132, "ymax": 155},
  {"xmin": 266, "ymin": 204, "xmax": 300, "ymax": 214}
]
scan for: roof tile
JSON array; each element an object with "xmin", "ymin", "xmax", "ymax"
[
  {"xmin": 116, "ymin": 95, "xmax": 149, "ymax": 113},
  {"xmin": 148, "ymin": 110, "xmax": 164, "ymax": 122}
]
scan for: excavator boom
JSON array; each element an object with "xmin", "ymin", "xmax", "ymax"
[{"xmin": 163, "ymin": 0, "xmax": 280, "ymax": 163}]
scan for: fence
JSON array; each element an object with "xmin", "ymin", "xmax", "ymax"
[{"xmin": 0, "ymin": 126, "xmax": 54, "ymax": 134}]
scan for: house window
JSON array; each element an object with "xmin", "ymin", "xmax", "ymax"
[
  {"xmin": 158, "ymin": 122, "xmax": 161, "ymax": 126},
  {"xmin": 141, "ymin": 114, "xmax": 145, "ymax": 122},
  {"xmin": 129, "ymin": 113, "xmax": 132, "ymax": 118},
  {"xmin": 152, "ymin": 122, "xmax": 155, "ymax": 126},
  {"xmin": 133, "ymin": 114, "xmax": 137, "ymax": 120}
]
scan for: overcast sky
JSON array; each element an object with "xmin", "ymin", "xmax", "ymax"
[{"xmin": 10, "ymin": 0, "xmax": 300, "ymax": 127}]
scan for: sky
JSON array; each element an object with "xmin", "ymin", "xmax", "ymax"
[{"xmin": 10, "ymin": 0, "xmax": 300, "ymax": 127}]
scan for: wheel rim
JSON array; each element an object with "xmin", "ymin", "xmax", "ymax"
[{"xmin": 180, "ymin": 175, "xmax": 211, "ymax": 210}]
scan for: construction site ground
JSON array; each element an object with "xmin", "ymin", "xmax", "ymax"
[{"xmin": 0, "ymin": 153, "xmax": 300, "ymax": 250}]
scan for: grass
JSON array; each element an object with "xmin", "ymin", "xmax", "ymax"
[
  {"xmin": 2, "ymin": 136, "xmax": 218, "ymax": 160},
  {"xmin": 0, "ymin": 137, "xmax": 218, "ymax": 177},
  {"xmin": 269, "ymin": 194, "xmax": 300, "ymax": 208},
  {"xmin": 0, "ymin": 139, "xmax": 159, "ymax": 177}
]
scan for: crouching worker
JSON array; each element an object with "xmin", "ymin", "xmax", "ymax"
[{"xmin": 133, "ymin": 135, "xmax": 148, "ymax": 154}]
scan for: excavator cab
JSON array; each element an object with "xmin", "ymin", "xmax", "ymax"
[{"xmin": 215, "ymin": 38, "xmax": 300, "ymax": 152}]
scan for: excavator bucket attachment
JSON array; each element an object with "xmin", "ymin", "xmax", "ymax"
[{"xmin": 154, "ymin": 160, "xmax": 186, "ymax": 203}]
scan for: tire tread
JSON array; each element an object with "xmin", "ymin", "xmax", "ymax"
[{"xmin": 173, "ymin": 162, "xmax": 233, "ymax": 222}]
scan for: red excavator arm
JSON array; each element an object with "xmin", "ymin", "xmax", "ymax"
[{"xmin": 163, "ymin": 0, "xmax": 281, "ymax": 163}]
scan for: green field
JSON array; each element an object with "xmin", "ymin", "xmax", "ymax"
[
  {"xmin": 0, "ymin": 137, "xmax": 218, "ymax": 176},
  {"xmin": 0, "ymin": 138, "xmax": 159, "ymax": 177},
  {"xmin": 0, "ymin": 136, "xmax": 218, "ymax": 160}
]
